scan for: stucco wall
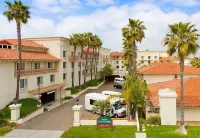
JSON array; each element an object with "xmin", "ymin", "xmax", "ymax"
[{"xmin": 177, "ymin": 108, "xmax": 200, "ymax": 121}]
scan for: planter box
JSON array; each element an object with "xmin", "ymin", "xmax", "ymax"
[
  {"xmin": 17, "ymin": 106, "xmax": 44, "ymax": 124},
  {"xmin": 135, "ymin": 133, "xmax": 146, "ymax": 138}
]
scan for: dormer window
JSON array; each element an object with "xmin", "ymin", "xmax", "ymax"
[{"xmin": 0, "ymin": 45, "xmax": 12, "ymax": 49}]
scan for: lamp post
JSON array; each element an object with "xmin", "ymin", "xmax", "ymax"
[{"xmin": 76, "ymin": 99, "xmax": 79, "ymax": 106}]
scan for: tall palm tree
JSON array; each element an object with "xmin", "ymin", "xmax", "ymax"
[
  {"xmin": 77, "ymin": 33, "xmax": 86, "ymax": 86},
  {"xmin": 163, "ymin": 22, "xmax": 199, "ymax": 134},
  {"xmin": 69, "ymin": 34, "xmax": 79, "ymax": 87},
  {"xmin": 94, "ymin": 36, "xmax": 102, "ymax": 80},
  {"xmin": 122, "ymin": 19, "xmax": 146, "ymax": 74},
  {"xmin": 4, "ymin": 0, "xmax": 30, "ymax": 102},
  {"xmin": 123, "ymin": 39, "xmax": 133, "ymax": 74},
  {"xmin": 84, "ymin": 32, "xmax": 93, "ymax": 82}
]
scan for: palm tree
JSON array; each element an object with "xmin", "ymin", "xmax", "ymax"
[
  {"xmin": 163, "ymin": 22, "xmax": 199, "ymax": 134},
  {"xmin": 123, "ymin": 39, "xmax": 133, "ymax": 74},
  {"xmin": 4, "ymin": 0, "xmax": 30, "ymax": 102},
  {"xmin": 92, "ymin": 100, "xmax": 112, "ymax": 117},
  {"xmin": 84, "ymin": 32, "xmax": 93, "ymax": 82},
  {"xmin": 122, "ymin": 19, "xmax": 146, "ymax": 74},
  {"xmin": 94, "ymin": 36, "xmax": 102, "ymax": 80},
  {"xmin": 77, "ymin": 33, "xmax": 87, "ymax": 86},
  {"xmin": 69, "ymin": 34, "xmax": 79, "ymax": 87}
]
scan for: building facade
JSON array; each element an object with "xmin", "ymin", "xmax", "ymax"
[{"xmin": 0, "ymin": 37, "xmax": 110, "ymax": 109}]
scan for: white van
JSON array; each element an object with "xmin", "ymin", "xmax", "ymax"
[
  {"xmin": 114, "ymin": 78, "xmax": 125, "ymax": 84},
  {"xmin": 102, "ymin": 91, "xmax": 124, "ymax": 104},
  {"xmin": 85, "ymin": 93, "xmax": 126, "ymax": 118}
]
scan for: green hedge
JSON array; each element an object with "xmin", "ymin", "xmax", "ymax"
[
  {"xmin": 146, "ymin": 116, "xmax": 161, "ymax": 125},
  {"xmin": 67, "ymin": 79, "xmax": 102, "ymax": 95},
  {"xmin": 0, "ymin": 120, "xmax": 8, "ymax": 128},
  {"xmin": 0, "ymin": 98, "xmax": 39, "ymax": 119}
]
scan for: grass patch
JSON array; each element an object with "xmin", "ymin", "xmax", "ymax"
[
  {"xmin": 0, "ymin": 98, "xmax": 39, "ymax": 119},
  {"xmin": 0, "ymin": 126, "xmax": 12, "ymax": 136},
  {"xmin": 63, "ymin": 96, "xmax": 73, "ymax": 100},
  {"xmin": 67, "ymin": 79, "xmax": 103, "ymax": 95},
  {"xmin": 61, "ymin": 126, "xmax": 200, "ymax": 138}
]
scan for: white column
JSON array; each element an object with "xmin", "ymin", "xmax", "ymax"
[
  {"xmin": 9, "ymin": 104, "xmax": 22, "ymax": 122},
  {"xmin": 72, "ymin": 105, "xmax": 83, "ymax": 127},
  {"xmin": 158, "ymin": 88, "xmax": 177, "ymax": 125}
]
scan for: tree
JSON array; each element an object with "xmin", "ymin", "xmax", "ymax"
[
  {"xmin": 77, "ymin": 33, "xmax": 87, "ymax": 86},
  {"xmin": 98, "ymin": 64, "xmax": 113, "ymax": 80},
  {"xmin": 4, "ymin": 0, "xmax": 30, "ymax": 102},
  {"xmin": 122, "ymin": 19, "xmax": 146, "ymax": 74},
  {"xmin": 163, "ymin": 22, "xmax": 199, "ymax": 134},
  {"xmin": 122, "ymin": 74, "xmax": 149, "ymax": 131},
  {"xmin": 92, "ymin": 100, "xmax": 112, "ymax": 117},
  {"xmin": 190, "ymin": 57, "xmax": 200, "ymax": 68},
  {"xmin": 123, "ymin": 39, "xmax": 133, "ymax": 74},
  {"xmin": 69, "ymin": 34, "xmax": 79, "ymax": 87}
]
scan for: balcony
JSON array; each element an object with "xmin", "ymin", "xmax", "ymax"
[
  {"xmin": 102, "ymin": 57, "xmax": 109, "ymax": 61},
  {"xmin": 15, "ymin": 68, "xmax": 57, "ymax": 77},
  {"xmin": 68, "ymin": 56, "xmax": 81, "ymax": 62}
]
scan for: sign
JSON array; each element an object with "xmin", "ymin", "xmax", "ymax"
[{"xmin": 97, "ymin": 117, "xmax": 113, "ymax": 128}]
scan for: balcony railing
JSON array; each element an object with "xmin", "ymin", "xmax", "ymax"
[
  {"xmin": 102, "ymin": 57, "xmax": 109, "ymax": 61},
  {"xmin": 68, "ymin": 56, "xmax": 81, "ymax": 62},
  {"xmin": 15, "ymin": 68, "xmax": 57, "ymax": 77}
]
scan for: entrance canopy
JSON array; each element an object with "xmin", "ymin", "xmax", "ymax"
[{"xmin": 29, "ymin": 83, "xmax": 66, "ymax": 95}]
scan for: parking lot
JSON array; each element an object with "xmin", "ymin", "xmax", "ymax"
[{"xmin": 18, "ymin": 81, "xmax": 122, "ymax": 131}]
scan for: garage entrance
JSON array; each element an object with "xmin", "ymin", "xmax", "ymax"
[{"xmin": 41, "ymin": 90, "xmax": 55, "ymax": 104}]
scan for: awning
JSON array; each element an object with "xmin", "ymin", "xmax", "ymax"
[{"xmin": 29, "ymin": 83, "xmax": 66, "ymax": 95}]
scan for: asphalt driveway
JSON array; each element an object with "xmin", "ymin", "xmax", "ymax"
[{"xmin": 17, "ymin": 81, "xmax": 122, "ymax": 131}]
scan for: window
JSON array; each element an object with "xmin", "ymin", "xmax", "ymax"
[
  {"xmin": 63, "ymin": 62, "xmax": 66, "ymax": 69},
  {"xmin": 48, "ymin": 62, "xmax": 53, "ymax": 68},
  {"xmin": 148, "ymin": 56, "xmax": 151, "ymax": 59},
  {"xmin": 0, "ymin": 45, "xmax": 2, "ymax": 48},
  {"xmin": 82, "ymin": 62, "xmax": 85, "ymax": 66},
  {"xmin": 78, "ymin": 71, "xmax": 81, "ymax": 76},
  {"xmin": 148, "ymin": 61, "xmax": 151, "ymax": 64},
  {"xmin": 34, "ymin": 63, "xmax": 40, "ymax": 69},
  {"xmin": 71, "ymin": 72, "xmax": 74, "ymax": 78},
  {"xmin": 116, "ymin": 61, "xmax": 119, "ymax": 64},
  {"xmin": 82, "ymin": 70, "xmax": 85, "ymax": 75},
  {"xmin": 50, "ymin": 75, "xmax": 55, "ymax": 82},
  {"xmin": 20, "ymin": 79, "xmax": 27, "ymax": 88},
  {"xmin": 90, "ymin": 99, "xmax": 96, "ymax": 105},
  {"xmin": 63, "ymin": 73, "xmax": 67, "ymax": 80},
  {"xmin": 17, "ymin": 63, "xmax": 25, "ymax": 70},
  {"xmin": 175, "ymin": 74, "xmax": 177, "ymax": 79},
  {"xmin": 78, "ymin": 62, "xmax": 81, "ymax": 67},
  {"xmin": 141, "ymin": 56, "xmax": 144, "ymax": 59},
  {"xmin": 122, "ymin": 61, "xmax": 124, "ymax": 64},
  {"xmin": 116, "ymin": 66, "xmax": 119, "ymax": 69},
  {"xmin": 3, "ymin": 45, "xmax": 7, "ymax": 49},
  {"xmin": 37, "ymin": 76, "xmax": 43, "ymax": 85},
  {"xmin": 71, "ymin": 62, "xmax": 74, "ymax": 68},
  {"xmin": 154, "ymin": 56, "xmax": 157, "ymax": 59},
  {"xmin": 8, "ymin": 46, "xmax": 11, "ymax": 49},
  {"xmin": 63, "ymin": 51, "xmax": 67, "ymax": 58},
  {"xmin": 122, "ymin": 66, "xmax": 123, "ymax": 68}
]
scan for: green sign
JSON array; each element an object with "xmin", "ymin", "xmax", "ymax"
[{"xmin": 97, "ymin": 117, "xmax": 112, "ymax": 127}]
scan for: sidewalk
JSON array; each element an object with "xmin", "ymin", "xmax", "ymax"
[{"xmin": 2, "ymin": 129, "xmax": 64, "ymax": 138}]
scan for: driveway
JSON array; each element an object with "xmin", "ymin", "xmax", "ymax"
[{"xmin": 17, "ymin": 82, "xmax": 122, "ymax": 131}]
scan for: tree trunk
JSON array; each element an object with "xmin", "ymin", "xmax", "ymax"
[
  {"xmin": 91, "ymin": 48, "xmax": 95, "ymax": 80},
  {"xmin": 94, "ymin": 47, "xmax": 98, "ymax": 80},
  {"xmin": 128, "ymin": 58, "xmax": 133, "ymax": 74},
  {"xmin": 72, "ymin": 46, "xmax": 76, "ymax": 87},
  {"xmin": 79, "ymin": 46, "xmax": 83, "ymax": 86},
  {"xmin": 84, "ymin": 46, "xmax": 89, "ymax": 83},
  {"xmin": 179, "ymin": 59, "xmax": 186, "ymax": 134},
  {"xmin": 132, "ymin": 41, "xmax": 136, "ymax": 74},
  {"xmin": 15, "ymin": 22, "xmax": 22, "ymax": 102}
]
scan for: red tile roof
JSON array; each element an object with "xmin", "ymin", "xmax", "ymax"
[
  {"xmin": 83, "ymin": 48, "xmax": 98, "ymax": 54},
  {"xmin": 0, "ymin": 49, "xmax": 59, "ymax": 61},
  {"xmin": 148, "ymin": 78, "xmax": 200, "ymax": 107},
  {"xmin": 0, "ymin": 39, "xmax": 48, "ymax": 50},
  {"xmin": 138, "ymin": 62, "xmax": 200, "ymax": 75},
  {"xmin": 110, "ymin": 52, "xmax": 124, "ymax": 57},
  {"xmin": 159, "ymin": 56, "xmax": 178, "ymax": 61},
  {"xmin": 0, "ymin": 40, "xmax": 12, "ymax": 45}
]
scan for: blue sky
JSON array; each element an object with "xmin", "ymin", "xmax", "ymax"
[{"xmin": 0, "ymin": 0, "xmax": 200, "ymax": 51}]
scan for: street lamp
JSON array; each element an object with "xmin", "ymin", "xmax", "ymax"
[{"xmin": 76, "ymin": 99, "xmax": 79, "ymax": 106}]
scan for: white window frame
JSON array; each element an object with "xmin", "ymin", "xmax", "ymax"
[{"xmin": 20, "ymin": 79, "xmax": 28, "ymax": 89}]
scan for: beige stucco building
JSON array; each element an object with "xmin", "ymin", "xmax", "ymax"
[{"xmin": 0, "ymin": 37, "xmax": 110, "ymax": 109}]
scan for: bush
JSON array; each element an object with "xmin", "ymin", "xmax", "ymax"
[
  {"xmin": 8, "ymin": 122, "xmax": 16, "ymax": 127},
  {"xmin": 63, "ymin": 96, "xmax": 73, "ymax": 100},
  {"xmin": 44, "ymin": 108, "xmax": 48, "ymax": 112},
  {"xmin": 0, "ymin": 120, "xmax": 8, "ymax": 128},
  {"xmin": 139, "ymin": 118, "xmax": 146, "ymax": 125},
  {"xmin": 146, "ymin": 116, "xmax": 161, "ymax": 125}
]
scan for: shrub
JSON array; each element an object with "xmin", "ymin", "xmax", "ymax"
[
  {"xmin": 44, "ymin": 108, "xmax": 48, "ymax": 112},
  {"xmin": 8, "ymin": 122, "xmax": 16, "ymax": 127},
  {"xmin": 0, "ymin": 120, "xmax": 8, "ymax": 128},
  {"xmin": 146, "ymin": 116, "xmax": 161, "ymax": 125},
  {"xmin": 64, "ymin": 96, "xmax": 73, "ymax": 100},
  {"xmin": 139, "ymin": 118, "xmax": 146, "ymax": 125}
]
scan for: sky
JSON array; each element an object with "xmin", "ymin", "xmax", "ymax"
[{"xmin": 0, "ymin": 0, "xmax": 200, "ymax": 51}]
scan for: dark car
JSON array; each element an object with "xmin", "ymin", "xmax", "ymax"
[{"xmin": 113, "ymin": 82, "xmax": 123, "ymax": 89}]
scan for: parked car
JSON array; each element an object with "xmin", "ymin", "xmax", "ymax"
[{"xmin": 85, "ymin": 93, "xmax": 126, "ymax": 118}]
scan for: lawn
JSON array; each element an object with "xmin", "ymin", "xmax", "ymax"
[
  {"xmin": 0, "ymin": 127, "xmax": 12, "ymax": 136},
  {"xmin": 61, "ymin": 126, "xmax": 200, "ymax": 138},
  {"xmin": 0, "ymin": 98, "xmax": 39, "ymax": 119}
]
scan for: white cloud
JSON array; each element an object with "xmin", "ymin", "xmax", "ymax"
[
  {"xmin": 86, "ymin": 0, "xmax": 116, "ymax": 6},
  {"xmin": 32, "ymin": 0, "xmax": 81, "ymax": 13},
  {"xmin": 164, "ymin": 0, "xmax": 200, "ymax": 7},
  {"xmin": 1, "ymin": 2, "xmax": 200, "ymax": 52}
]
